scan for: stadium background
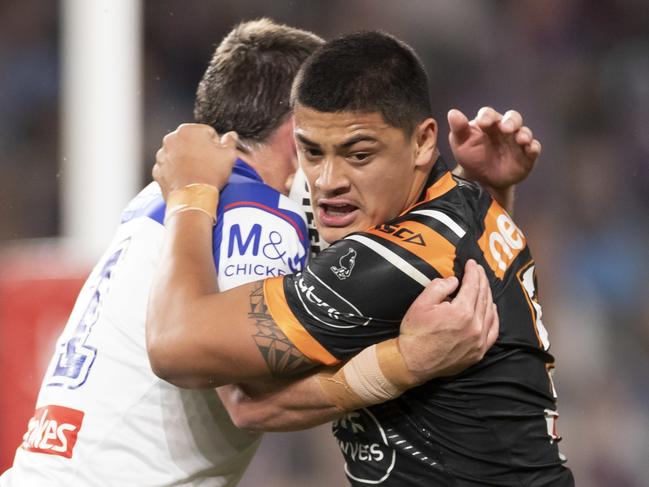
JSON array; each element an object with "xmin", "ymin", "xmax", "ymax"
[{"xmin": 1, "ymin": 0, "xmax": 648, "ymax": 485}]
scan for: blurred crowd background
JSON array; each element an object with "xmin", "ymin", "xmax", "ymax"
[{"xmin": 1, "ymin": 0, "xmax": 648, "ymax": 485}]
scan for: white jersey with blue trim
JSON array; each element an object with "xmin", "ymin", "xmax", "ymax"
[{"xmin": 1, "ymin": 160, "xmax": 309, "ymax": 487}]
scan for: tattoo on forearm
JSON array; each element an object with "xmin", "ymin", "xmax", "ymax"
[{"xmin": 249, "ymin": 281, "xmax": 312, "ymax": 377}]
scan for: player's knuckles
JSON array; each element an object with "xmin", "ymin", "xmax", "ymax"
[
  {"xmin": 425, "ymin": 280, "xmax": 452, "ymax": 303},
  {"xmin": 489, "ymin": 317, "xmax": 500, "ymax": 346},
  {"xmin": 477, "ymin": 106, "xmax": 496, "ymax": 120},
  {"xmin": 503, "ymin": 110, "xmax": 522, "ymax": 126},
  {"xmin": 176, "ymin": 122, "xmax": 201, "ymax": 134},
  {"xmin": 162, "ymin": 132, "xmax": 176, "ymax": 147},
  {"xmin": 468, "ymin": 320, "xmax": 485, "ymax": 341},
  {"xmin": 516, "ymin": 127, "xmax": 532, "ymax": 142},
  {"xmin": 155, "ymin": 147, "xmax": 165, "ymax": 164},
  {"xmin": 200, "ymin": 123, "xmax": 218, "ymax": 136}
]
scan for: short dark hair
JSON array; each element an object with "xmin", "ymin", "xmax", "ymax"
[
  {"xmin": 194, "ymin": 19, "xmax": 323, "ymax": 142},
  {"xmin": 292, "ymin": 31, "xmax": 432, "ymax": 134}
]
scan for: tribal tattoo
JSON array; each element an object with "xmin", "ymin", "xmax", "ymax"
[{"xmin": 248, "ymin": 281, "xmax": 312, "ymax": 377}]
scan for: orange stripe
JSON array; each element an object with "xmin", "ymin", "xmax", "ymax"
[
  {"xmin": 425, "ymin": 172, "xmax": 457, "ymax": 201},
  {"xmin": 399, "ymin": 172, "xmax": 457, "ymax": 217},
  {"xmin": 263, "ymin": 277, "xmax": 340, "ymax": 366},
  {"xmin": 367, "ymin": 220, "xmax": 456, "ymax": 277}
]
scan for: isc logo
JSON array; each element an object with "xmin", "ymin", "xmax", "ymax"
[
  {"xmin": 375, "ymin": 223, "xmax": 425, "ymax": 246},
  {"xmin": 21, "ymin": 405, "xmax": 84, "ymax": 458},
  {"xmin": 478, "ymin": 202, "xmax": 526, "ymax": 279}
]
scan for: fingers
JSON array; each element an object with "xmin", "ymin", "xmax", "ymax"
[
  {"xmin": 474, "ymin": 265, "xmax": 490, "ymax": 325},
  {"xmin": 475, "ymin": 107, "xmax": 527, "ymax": 139},
  {"xmin": 514, "ymin": 126, "xmax": 533, "ymax": 145},
  {"xmin": 475, "ymin": 106, "xmax": 501, "ymax": 130},
  {"xmin": 152, "ymin": 123, "xmax": 240, "ymax": 194},
  {"xmin": 153, "ymin": 147, "xmax": 165, "ymax": 184},
  {"xmin": 447, "ymin": 109, "xmax": 471, "ymax": 145},
  {"xmin": 419, "ymin": 276, "xmax": 459, "ymax": 306},
  {"xmin": 485, "ymin": 303, "xmax": 500, "ymax": 349},
  {"xmin": 220, "ymin": 131, "xmax": 239, "ymax": 149},
  {"xmin": 525, "ymin": 139, "xmax": 542, "ymax": 159},
  {"xmin": 500, "ymin": 110, "xmax": 522, "ymax": 133},
  {"xmin": 513, "ymin": 126, "xmax": 541, "ymax": 161},
  {"xmin": 451, "ymin": 259, "xmax": 481, "ymax": 309}
]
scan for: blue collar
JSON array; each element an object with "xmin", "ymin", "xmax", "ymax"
[{"xmin": 230, "ymin": 158, "xmax": 263, "ymax": 183}]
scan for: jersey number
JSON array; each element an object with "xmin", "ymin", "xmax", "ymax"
[{"xmin": 46, "ymin": 239, "xmax": 130, "ymax": 389}]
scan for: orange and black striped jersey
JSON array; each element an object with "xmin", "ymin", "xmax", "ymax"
[{"xmin": 264, "ymin": 158, "xmax": 574, "ymax": 486}]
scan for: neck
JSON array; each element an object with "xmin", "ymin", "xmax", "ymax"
[
  {"xmin": 238, "ymin": 117, "xmax": 296, "ymax": 195},
  {"xmin": 403, "ymin": 149, "xmax": 440, "ymax": 209},
  {"xmin": 239, "ymin": 143, "xmax": 294, "ymax": 195}
]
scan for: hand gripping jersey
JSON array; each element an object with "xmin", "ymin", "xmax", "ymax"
[
  {"xmin": 1, "ymin": 160, "xmax": 309, "ymax": 487},
  {"xmin": 263, "ymin": 159, "xmax": 575, "ymax": 486}
]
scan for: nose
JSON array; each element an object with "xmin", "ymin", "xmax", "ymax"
[{"xmin": 314, "ymin": 157, "xmax": 350, "ymax": 195}]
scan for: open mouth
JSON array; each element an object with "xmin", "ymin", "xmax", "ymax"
[{"xmin": 318, "ymin": 202, "xmax": 360, "ymax": 227}]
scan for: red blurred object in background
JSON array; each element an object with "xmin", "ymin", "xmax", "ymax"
[{"xmin": 0, "ymin": 246, "xmax": 87, "ymax": 473}]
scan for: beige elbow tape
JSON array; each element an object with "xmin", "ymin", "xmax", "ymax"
[
  {"xmin": 164, "ymin": 183, "xmax": 219, "ymax": 225},
  {"xmin": 318, "ymin": 338, "xmax": 420, "ymax": 412}
]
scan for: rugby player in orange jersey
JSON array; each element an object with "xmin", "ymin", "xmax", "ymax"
[{"xmin": 147, "ymin": 31, "xmax": 572, "ymax": 486}]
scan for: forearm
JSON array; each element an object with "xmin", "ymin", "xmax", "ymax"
[
  {"xmin": 146, "ymin": 212, "xmax": 221, "ymax": 387},
  {"xmin": 218, "ymin": 374, "xmax": 344, "ymax": 433},
  {"xmin": 146, "ymin": 211, "xmax": 316, "ymax": 387},
  {"xmin": 218, "ymin": 336, "xmax": 426, "ymax": 432}
]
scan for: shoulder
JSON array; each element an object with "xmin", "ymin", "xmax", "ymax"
[
  {"xmin": 220, "ymin": 179, "xmax": 308, "ymax": 241},
  {"xmin": 120, "ymin": 182, "xmax": 165, "ymax": 225}
]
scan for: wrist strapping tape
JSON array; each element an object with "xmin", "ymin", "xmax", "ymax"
[
  {"xmin": 164, "ymin": 183, "xmax": 219, "ymax": 225},
  {"xmin": 318, "ymin": 338, "xmax": 420, "ymax": 412}
]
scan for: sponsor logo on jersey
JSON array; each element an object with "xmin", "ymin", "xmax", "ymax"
[
  {"xmin": 294, "ymin": 270, "xmax": 370, "ymax": 328},
  {"xmin": 221, "ymin": 207, "xmax": 307, "ymax": 281},
  {"xmin": 330, "ymin": 248, "xmax": 357, "ymax": 280},
  {"xmin": 21, "ymin": 405, "xmax": 84, "ymax": 458},
  {"xmin": 375, "ymin": 223, "xmax": 426, "ymax": 246},
  {"xmin": 367, "ymin": 219, "xmax": 456, "ymax": 278},
  {"xmin": 333, "ymin": 410, "xmax": 396, "ymax": 483},
  {"xmin": 478, "ymin": 201, "xmax": 526, "ymax": 279},
  {"xmin": 297, "ymin": 276, "xmax": 350, "ymax": 322}
]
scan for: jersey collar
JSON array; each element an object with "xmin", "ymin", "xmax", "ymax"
[
  {"xmin": 230, "ymin": 158, "xmax": 263, "ymax": 183},
  {"xmin": 416, "ymin": 156, "xmax": 455, "ymax": 203}
]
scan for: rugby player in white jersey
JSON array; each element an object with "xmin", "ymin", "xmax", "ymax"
[
  {"xmin": 0, "ymin": 20, "xmax": 324, "ymax": 487},
  {"xmin": 2, "ymin": 20, "xmax": 531, "ymax": 487}
]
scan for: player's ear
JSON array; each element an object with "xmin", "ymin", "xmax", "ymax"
[{"xmin": 413, "ymin": 118, "xmax": 437, "ymax": 167}]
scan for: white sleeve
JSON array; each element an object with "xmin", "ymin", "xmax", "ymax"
[{"xmin": 217, "ymin": 205, "xmax": 307, "ymax": 291}]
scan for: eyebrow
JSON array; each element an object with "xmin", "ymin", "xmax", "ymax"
[
  {"xmin": 295, "ymin": 133, "xmax": 379, "ymax": 148},
  {"xmin": 295, "ymin": 133, "xmax": 319, "ymax": 147},
  {"xmin": 340, "ymin": 134, "xmax": 379, "ymax": 148}
]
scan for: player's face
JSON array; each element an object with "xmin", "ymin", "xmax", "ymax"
[{"xmin": 294, "ymin": 104, "xmax": 436, "ymax": 243}]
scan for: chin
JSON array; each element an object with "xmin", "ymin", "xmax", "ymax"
[{"xmin": 317, "ymin": 224, "xmax": 362, "ymax": 245}]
